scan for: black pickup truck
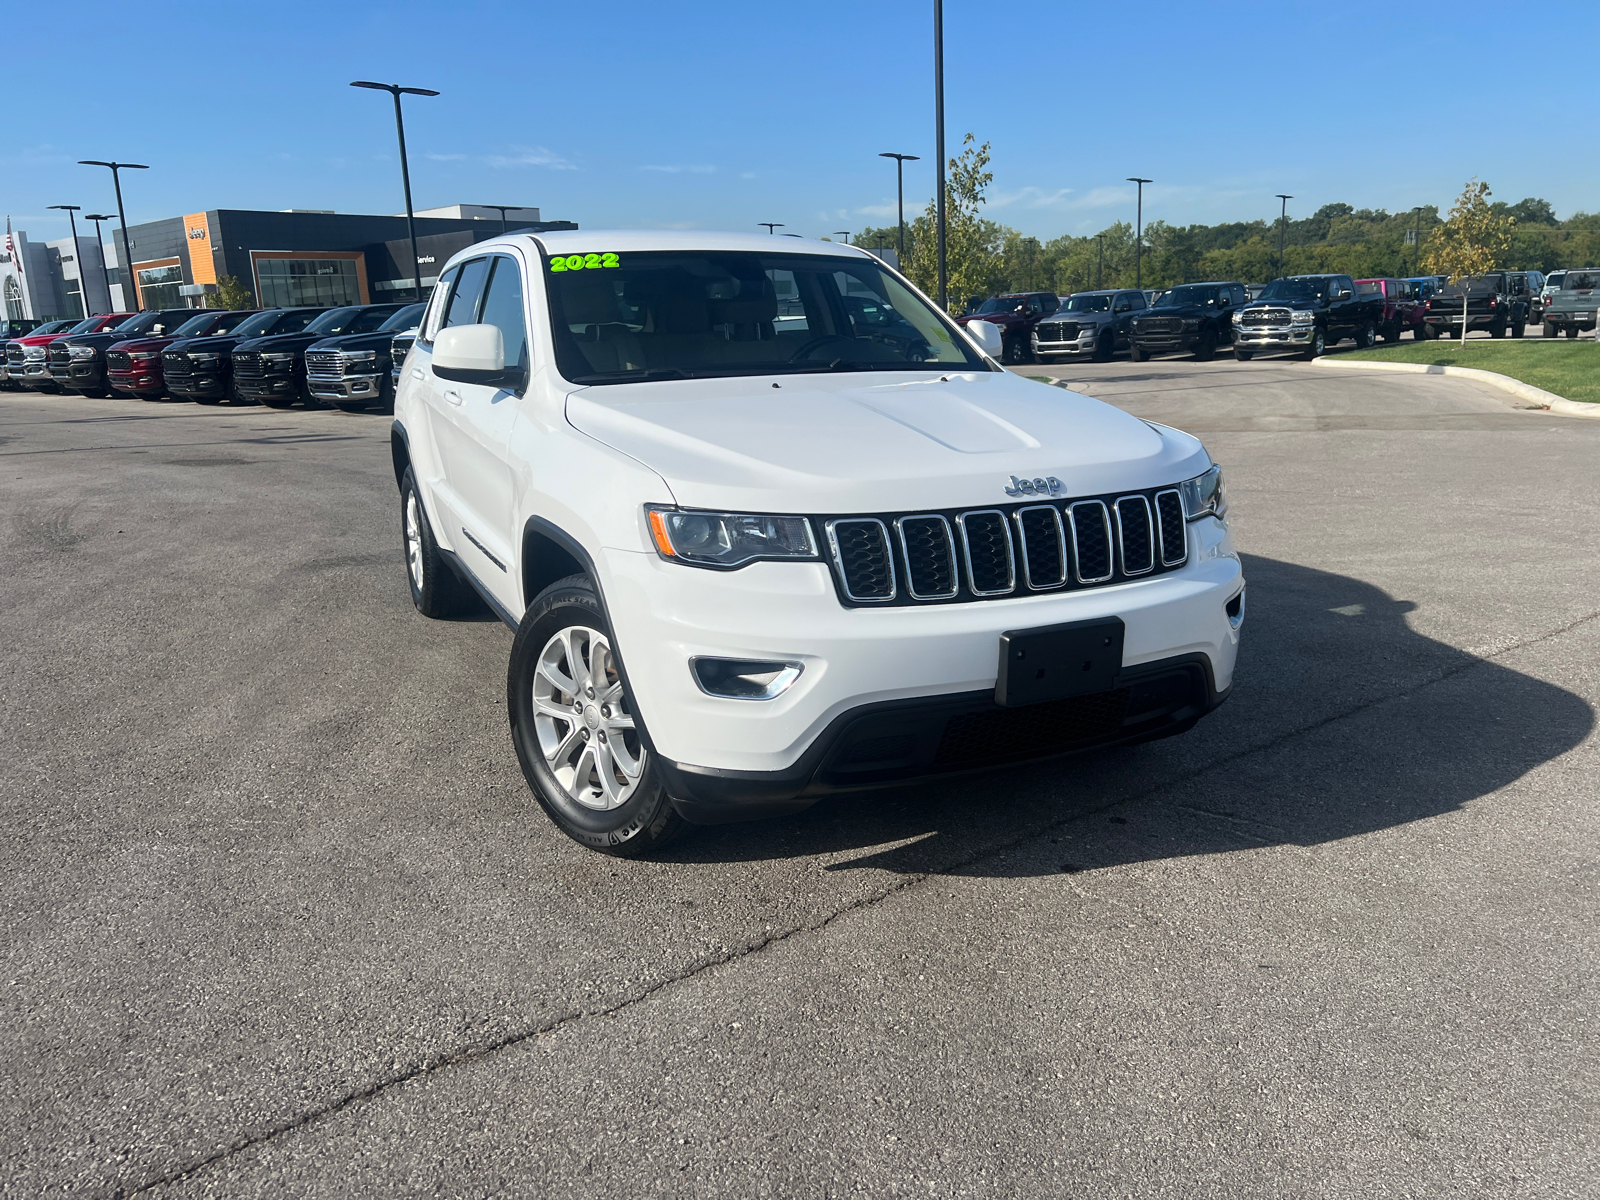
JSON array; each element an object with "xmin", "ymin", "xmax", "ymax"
[
  {"xmin": 1231, "ymin": 274, "xmax": 1384, "ymax": 360},
  {"xmin": 233, "ymin": 303, "xmax": 409, "ymax": 408},
  {"xmin": 1422, "ymin": 272, "xmax": 1533, "ymax": 339},
  {"xmin": 303, "ymin": 302, "xmax": 425, "ymax": 412},
  {"xmin": 1128, "ymin": 281, "xmax": 1248, "ymax": 361}
]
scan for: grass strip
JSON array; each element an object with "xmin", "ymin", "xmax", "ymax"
[{"xmin": 1336, "ymin": 340, "xmax": 1600, "ymax": 403}]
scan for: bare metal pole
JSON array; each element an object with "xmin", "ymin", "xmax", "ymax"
[
  {"xmin": 1276, "ymin": 194, "xmax": 1293, "ymax": 279},
  {"xmin": 351, "ymin": 81, "xmax": 441, "ymax": 301},
  {"xmin": 84, "ymin": 214, "xmax": 114, "ymax": 309},
  {"xmin": 879, "ymin": 152, "xmax": 919, "ymax": 262},
  {"xmin": 934, "ymin": 0, "xmax": 947, "ymax": 308},
  {"xmin": 47, "ymin": 205, "xmax": 85, "ymax": 317},
  {"xmin": 79, "ymin": 161, "xmax": 147, "ymax": 309},
  {"xmin": 1128, "ymin": 178, "xmax": 1151, "ymax": 290}
]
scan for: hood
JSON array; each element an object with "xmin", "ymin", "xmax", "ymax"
[
  {"xmin": 235, "ymin": 333, "xmax": 321, "ymax": 354},
  {"xmin": 308, "ymin": 331, "xmax": 398, "ymax": 354},
  {"xmin": 108, "ymin": 335, "xmax": 177, "ymax": 353},
  {"xmin": 1139, "ymin": 303, "xmax": 1211, "ymax": 320},
  {"xmin": 14, "ymin": 332, "xmax": 75, "ymax": 347},
  {"xmin": 566, "ymin": 369, "xmax": 1209, "ymax": 513},
  {"xmin": 1042, "ymin": 310, "xmax": 1107, "ymax": 324},
  {"xmin": 169, "ymin": 334, "xmax": 247, "ymax": 354},
  {"xmin": 1243, "ymin": 299, "xmax": 1318, "ymax": 312},
  {"xmin": 61, "ymin": 332, "xmax": 133, "ymax": 351}
]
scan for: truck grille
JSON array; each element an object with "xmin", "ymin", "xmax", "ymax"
[
  {"xmin": 1135, "ymin": 316, "xmax": 1182, "ymax": 335},
  {"xmin": 5, "ymin": 345, "xmax": 22, "ymax": 369},
  {"xmin": 391, "ymin": 334, "xmax": 415, "ymax": 385},
  {"xmin": 821, "ymin": 487, "xmax": 1188, "ymax": 608},
  {"xmin": 232, "ymin": 351, "xmax": 264, "ymax": 387},
  {"xmin": 47, "ymin": 344, "xmax": 72, "ymax": 368},
  {"xmin": 106, "ymin": 350, "xmax": 131, "ymax": 371},
  {"xmin": 163, "ymin": 352, "xmax": 194, "ymax": 388},
  {"xmin": 1036, "ymin": 322, "xmax": 1077, "ymax": 342},
  {"xmin": 305, "ymin": 350, "xmax": 343, "ymax": 384},
  {"xmin": 1240, "ymin": 308, "xmax": 1290, "ymax": 326}
]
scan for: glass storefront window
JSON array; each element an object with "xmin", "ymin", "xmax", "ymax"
[
  {"xmin": 63, "ymin": 277, "xmax": 85, "ymax": 319},
  {"xmin": 4, "ymin": 276, "xmax": 23, "ymax": 320},
  {"xmin": 137, "ymin": 263, "xmax": 185, "ymax": 310},
  {"xmin": 256, "ymin": 258, "xmax": 362, "ymax": 308}
]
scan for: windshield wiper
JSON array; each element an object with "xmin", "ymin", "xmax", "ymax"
[{"xmin": 573, "ymin": 366, "xmax": 699, "ymax": 383}]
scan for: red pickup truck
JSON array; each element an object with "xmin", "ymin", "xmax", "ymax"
[
  {"xmin": 2, "ymin": 313, "xmax": 134, "ymax": 392},
  {"xmin": 955, "ymin": 291, "xmax": 1061, "ymax": 364},
  {"xmin": 1354, "ymin": 278, "xmax": 1426, "ymax": 341}
]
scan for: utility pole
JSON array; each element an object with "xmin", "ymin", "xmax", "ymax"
[
  {"xmin": 1127, "ymin": 178, "xmax": 1151, "ymax": 290},
  {"xmin": 46, "ymin": 205, "xmax": 86, "ymax": 318},
  {"xmin": 351, "ymin": 81, "xmax": 441, "ymax": 301},
  {"xmin": 1276, "ymin": 194, "xmax": 1293, "ymax": 280},
  {"xmin": 83, "ymin": 214, "xmax": 115, "ymax": 310},
  {"xmin": 934, "ymin": 0, "xmax": 947, "ymax": 308},
  {"xmin": 78, "ymin": 161, "xmax": 147, "ymax": 309},
  {"xmin": 878, "ymin": 152, "xmax": 919, "ymax": 261},
  {"xmin": 1097, "ymin": 235, "xmax": 1104, "ymax": 290},
  {"xmin": 1412, "ymin": 206, "xmax": 1424, "ymax": 277},
  {"xmin": 758, "ymin": 223, "xmax": 784, "ymax": 235}
]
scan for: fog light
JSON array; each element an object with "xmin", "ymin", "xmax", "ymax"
[
  {"xmin": 691, "ymin": 657, "xmax": 803, "ymax": 701},
  {"xmin": 1226, "ymin": 588, "xmax": 1246, "ymax": 630}
]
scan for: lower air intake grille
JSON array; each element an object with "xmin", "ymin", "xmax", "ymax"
[
  {"xmin": 934, "ymin": 688, "xmax": 1131, "ymax": 764},
  {"xmin": 828, "ymin": 519, "xmax": 895, "ymax": 601}
]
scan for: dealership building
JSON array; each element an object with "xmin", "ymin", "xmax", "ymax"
[{"xmin": 1, "ymin": 203, "xmax": 575, "ymax": 320}]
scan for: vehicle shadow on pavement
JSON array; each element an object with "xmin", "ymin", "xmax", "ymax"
[{"xmin": 667, "ymin": 554, "xmax": 1595, "ymax": 876}]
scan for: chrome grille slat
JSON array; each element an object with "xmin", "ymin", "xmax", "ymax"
[
  {"xmin": 305, "ymin": 351, "xmax": 344, "ymax": 384},
  {"xmin": 827, "ymin": 518, "xmax": 896, "ymax": 602},
  {"xmin": 895, "ymin": 514, "xmax": 959, "ymax": 600},
  {"xmin": 1155, "ymin": 489, "xmax": 1186, "ymax": 566},
  {"xmin": 1068, "ymin": 501, "xmax": 1114, "ymax": 584},
  {"xmin": 1015, "ymin": 505, "xmax": 1067, "ymax": 590},
  {"xmin": 1114, "ymin": 495, "xmax": 1155, "ymax": 576},
  {"xmin": 957, "ymin": 510, "xmax": 1015, "ymax": 597}
]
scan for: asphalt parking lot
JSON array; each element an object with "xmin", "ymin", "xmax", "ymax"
[{"xmin": 3, "ymin": 361, "xmax": 1598, "ymax": 1198}]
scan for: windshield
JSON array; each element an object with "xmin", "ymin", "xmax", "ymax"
[
  {"xmin": 975, "ymin": 296, "xmax": 1024, "ymax": 314},
  {"xmin": 379, "ymin": 303, "xmax": 426, "ymax": 332},
  {"xmin": 40, "ymin": 320, "xmax": 84, "ymax": 335},
  {"xmin": 1355, "ymin": 281, "xmax": 1383, "ymax": 296},
  {"xmin": 545, "ymin": 250, "xmax": 987, "ymax": 383},
  {"xmin": 1547, "ymin": 272, "xmax": 1566, "ymax": 288},
  {"xmin": 112, "ymin": 312, "xmax": 175, "ymax": 335},
  {"xmin": 1157, "ymin": 285, "xmax": 1217, "ymax": 307},
  {"xmin": 302, "ymin": 306, "xmax": 400, "ymax": 336},
  {"xmin": 1563, "ymin": 271, "xmax": 1600, "ymax": 290},
  {"xmin": 225, "ymin": 310, "xmax": 288, "ymax": 339},
  {"xmin": 1258, "ymin": 277, "xmax": 1332, "ymax": 302},
  {"xmin": 1061, "ymin": 294, "xmax": 1112, "ymax": 313}
]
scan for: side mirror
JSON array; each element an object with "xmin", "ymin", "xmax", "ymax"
[
  {"xmin": 152, "ymin": 325, "xmax": 165, "ymax": 335},
  {"xmin": 966, "ymin": 319, "xmax": 1004, "ymax": 358},
  {"xmin": 432, "ymin": 323, "xmax": 515, "ymax": 387}
]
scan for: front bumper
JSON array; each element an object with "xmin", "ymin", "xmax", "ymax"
[
  {"xmin": 601, "ymin": 517, "xmax": 1244, "ymax": 820},
  {"xmin": 1233, "ymin": 325, "xmax": 1314, "ymax": 347},
  {"xmin": 108, "ymin": 368, "xmax": 165, "ymax": 395},
  {"xmin": 51, "ymin": 361, "xmax": 107, "ymax": 390},
  {"xmin": 307, "ymin": 372, "xmax": 385, "ymax": 402},
  {"xmin": 1032, "ymin": 332, "xmax": 1100, "ymax": 357},
  {"xmin": 1131, "ymin": 333, "xmax": 1201, "ymax": 354},
  {"xmin": 235, "ymin": 373, "xmax": 297, "ymax": 399}
]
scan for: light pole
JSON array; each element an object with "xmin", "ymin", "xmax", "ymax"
[
  {"xmin": 78, "ymin": 161, "xmax": 147, "ymax": 309},
  {"xmin": 46, "ymin": 205, "xmax": 86, "ymax": 318},
  {"xmin": 1097, "ymin": 234, "xmax": 1104, "ymax": 290},
  {"xmin": 350, "ymin": 81, "xmax": 440, "ymax": 302},
  {"xmin": 934, "ymin": 0, "xmax": 947, "ymax": 308},
  {"xmin": 834, "ymin": 231, "xmax": 852, "ymax": 244},
  {"xmin": 1412, "ymin": 206, "xmax": 1424, "ymax": 277},
  {"xmin": 1127, "ymin": 178, "xmax": 1151, "ymax": 290},
  {"xmin": 1276, "ymin": 194, "xmax": 1293, "ymax": 280},
  {"xmin": 758, "ymin": 223, "xmax": 784, "ymax": 235},
  {"xmin": 878, "ymin": 151, "xmax": 920, "ymax": 261},
  {"xmin": 84, "ymin": 214, "xmax": 115, "ymax": 310},
  {"xmin": 484, "ymin": 205, "xmax": 532, "ymax": 234}
]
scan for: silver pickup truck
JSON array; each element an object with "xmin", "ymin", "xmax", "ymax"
[{"xmin": 1541, "ymin": 268, "xmax": 1600, "ymax": 338}]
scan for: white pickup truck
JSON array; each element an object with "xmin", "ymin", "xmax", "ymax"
[{"xmin": 391, "ymin": 231, "xmax": 1243, "ymax": 856}]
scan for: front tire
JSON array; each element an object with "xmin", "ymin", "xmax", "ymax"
[
  {"xmin": 1092, "ymin": 331, "xmax": 1113, "ymax": 363},
  {"xmin": 508, "ymin": 575, "xmax": 686, "ymax": 858},
  {"xmin": 1129, "ymin": 343, "xmax": 1147, "ymax": 362},
  {"xmin": 1193, "ymin": 329, "xmax": 1218, "ymax": 361},
  {"xmin": 1512, "ymin": 320, "xmax": 1525, "ymax": 338},
  {"xmin": 1233, "ymin": 347, "xmax": 1253, "ymax": 361},
  {"xmin": 1356, "ymin": 322, "xmax": 1377, "ymax": 349},
  {"xmin": 400, "ymin": 467, "xmax": 477, "ymax": 618},
  {"xmin": 1302, "ymin": 328, "xmax": 1327, "ymax": 360}
]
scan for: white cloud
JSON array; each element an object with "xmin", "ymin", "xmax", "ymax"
[
  {"xmin": 988, "ymin": 186, "xmax": 1078, "ymax": 210},
  {"xmin": 427, "ymin": 153, "xmax": 468, "ymax": 162},
  {"xmin": 739, "ymin": 172, "xmax": 757, "ymax": 180},
  {"xmin": 486, "ymin": 146, "xmax": 576, "ymax": 170},
  {"xmin": 855, "ymin": 203, "xmax": 897, "ymax": 218},
  {"xmin": 640, "ymin": 164, "xmax": 717, "ymax": 174}
]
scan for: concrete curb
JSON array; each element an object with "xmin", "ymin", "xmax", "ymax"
[{"xmin": 1310, "ymin": 355, "xmax": 1600, "ymax": 418}]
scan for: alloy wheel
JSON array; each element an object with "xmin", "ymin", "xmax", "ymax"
[
  {"xmin": 531, "ymin": 626, "xmax": 646, "ymax": 811},
  {"xmin": 404, "ymin": 492, "xmax": 425, "ymax": 591}
]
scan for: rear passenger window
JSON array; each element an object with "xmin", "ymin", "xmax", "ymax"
[
  {"xmin": 478, "ymin": 256, "xmax": 529, "ymax": 379},
  {"xmin": 442, "ymin": 258, "xmax": 490, "ymax": 330}
]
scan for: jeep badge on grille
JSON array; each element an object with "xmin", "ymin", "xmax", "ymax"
[{"xmin": 1004, "ymin": 475, "xmax": 1064, "ymax": 498}]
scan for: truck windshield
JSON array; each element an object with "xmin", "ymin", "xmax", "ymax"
[
  {"xmin": 545, "ymin": 250, "xmax": 988, "ymax": 383},
  {"xmin": 226, "ymin": 311, "xmax": 292, "ymax": 340},
  {"xmin": 1157, "ymin": 286, "xmax": 1216, "ymax": 307},
  {"xmin": 1562, "ymin": 271, "xmax": 1600, "ymax": 290},
  {"xmin": 1060, "ymin": 295, "xmax": 1112, "ymax": 313},
  {"xmin": 304, "ymin": 307, "xmax": 400, "ymax": 336},
  {"xmin": 1257, "ymin": 278, "xmax": 1330, "ymax": 302},
  {"xmin": 975, "ymin": 297, "xmax": 1024, "ymax": 314},
  {"xmin": 379, "ymin": 303, "xmax": 426, "ymax": 332},
  {"xmin": 1355, "ymin": 281, "xmax": 1383, "ymax": 295}
]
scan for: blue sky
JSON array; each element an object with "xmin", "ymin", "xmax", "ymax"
[{"xmin": 6, "ymin": 1, "xmax": 1590, "ymax": 243}]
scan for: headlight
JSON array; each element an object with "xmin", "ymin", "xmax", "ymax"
[
  {"xmin": 24, "ymin": 346, "xmax": 46, "ymax": 360},
  {"xmin": 128, "ymin": 351, "xmax": 159, "ymax": 361},
  {"xmin": 261, "ymin": 352, "xmax": 295, "ymax": 364},
  {"xmin": 1179, "ymin": 464, "xmax": 1227, "ymax": 520},
  {"xmin": 646, "ymin": 506, "xmax": 817, "ymax": 568},
  {"xmin": 1232, "ymin": 311, "xmax": 1244, "ymax": 324},
  {"xmin": 1290, "ymin": 310, "xmax": 1315, "ymax": 325},
  {"xmin": 69, "ymin": 344, "xmax": 97, "ymax": 359},
  {"xmin": 189, "ymin": 352, "xmax": 219, "ymax": 362},
  {"xmin": 1182, "ymin": 318, "xmax": 1201, "ymax": 329},
  {"xmin": 340, "ymin": 350, "xmax": 378, "ymax": 364}
]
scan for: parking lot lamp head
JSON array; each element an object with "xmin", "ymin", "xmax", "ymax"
[
  {"xmin": 350, "ymin": 82, "xmax": 441, "ymax": 302},
  {"xmin": 83, "ymin": 214, "xmax": 115, "ymax": 308},
  {"xmin": 834, "ymin": 231, "xmax": 851, "ymax": 244},
  {"xmin": 758, "ymin": 223, "xmax": 784, "ymax": 235},
  {"xmin": 484, "ymin": 205, "xmax": 531, "ymax": 235},
  {"xmin": 879, "ymin": 152, "xmax": 920, "ymax": 259},
  {"xmin": 1127, "ymin": 178, "xmax": 1151, "ymax": 290},
  {"xmin": 78, "ymin": 161, "xmax": 147, "ymax": 310}
]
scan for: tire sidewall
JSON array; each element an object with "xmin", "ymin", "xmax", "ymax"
[{"xmin": 507, "ymin": 581, "xmax": 676, "ymax": 853}]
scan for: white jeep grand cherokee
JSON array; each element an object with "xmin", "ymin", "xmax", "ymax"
[{"xmin": 392, "ymin": 232, "xmax": 1243, "ymax": 856}]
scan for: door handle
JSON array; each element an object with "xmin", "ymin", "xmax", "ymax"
[
  {"xmin": 445, "ymin": 389, "xmax": 463, "ymax": 406},
  {"xmin": 411, "ymin": 366, "xmax": 424, "ymax": 380}
]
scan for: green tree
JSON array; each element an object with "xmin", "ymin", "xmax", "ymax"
[
  {"xmin": 207, "ymin": 275, "xmax": 256, "ymax": 310},
  {"xmin": 1426, "ymin": 179, "xmax": 1516, "ymax": 344},
  {"xmin": 905, "ymin": 134, "xmax": 1005, "ymax": 311}
]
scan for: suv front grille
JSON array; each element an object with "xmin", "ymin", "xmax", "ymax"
[
  {"xmin": 163, "ymin": 352, "xmax": 193, "ymax": 387},
  {"xmin": 232, "ymin": 351, "xmax": 264, "ymax": 386},
  {"xmin": 305, "ymin": 350, "xmax": 343, "ymax": 384},
  {"xmin": 106, "ymin": 350, "xmax": 131, "ymax": 371},
  {"xmin": 1240, "ymin": 308, "xmax": 1290, "ymax": 326},
  {"xmin": 1136, "ymin": 316, "xmax": 1182, "ymax": 335},
  {"xmin": 5, "ymin": 346, "xmax": 22, "ymax": 368},
  {"xmin": 821, "ymin": 487, "xmax": 1187, "ymax": 608}
]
